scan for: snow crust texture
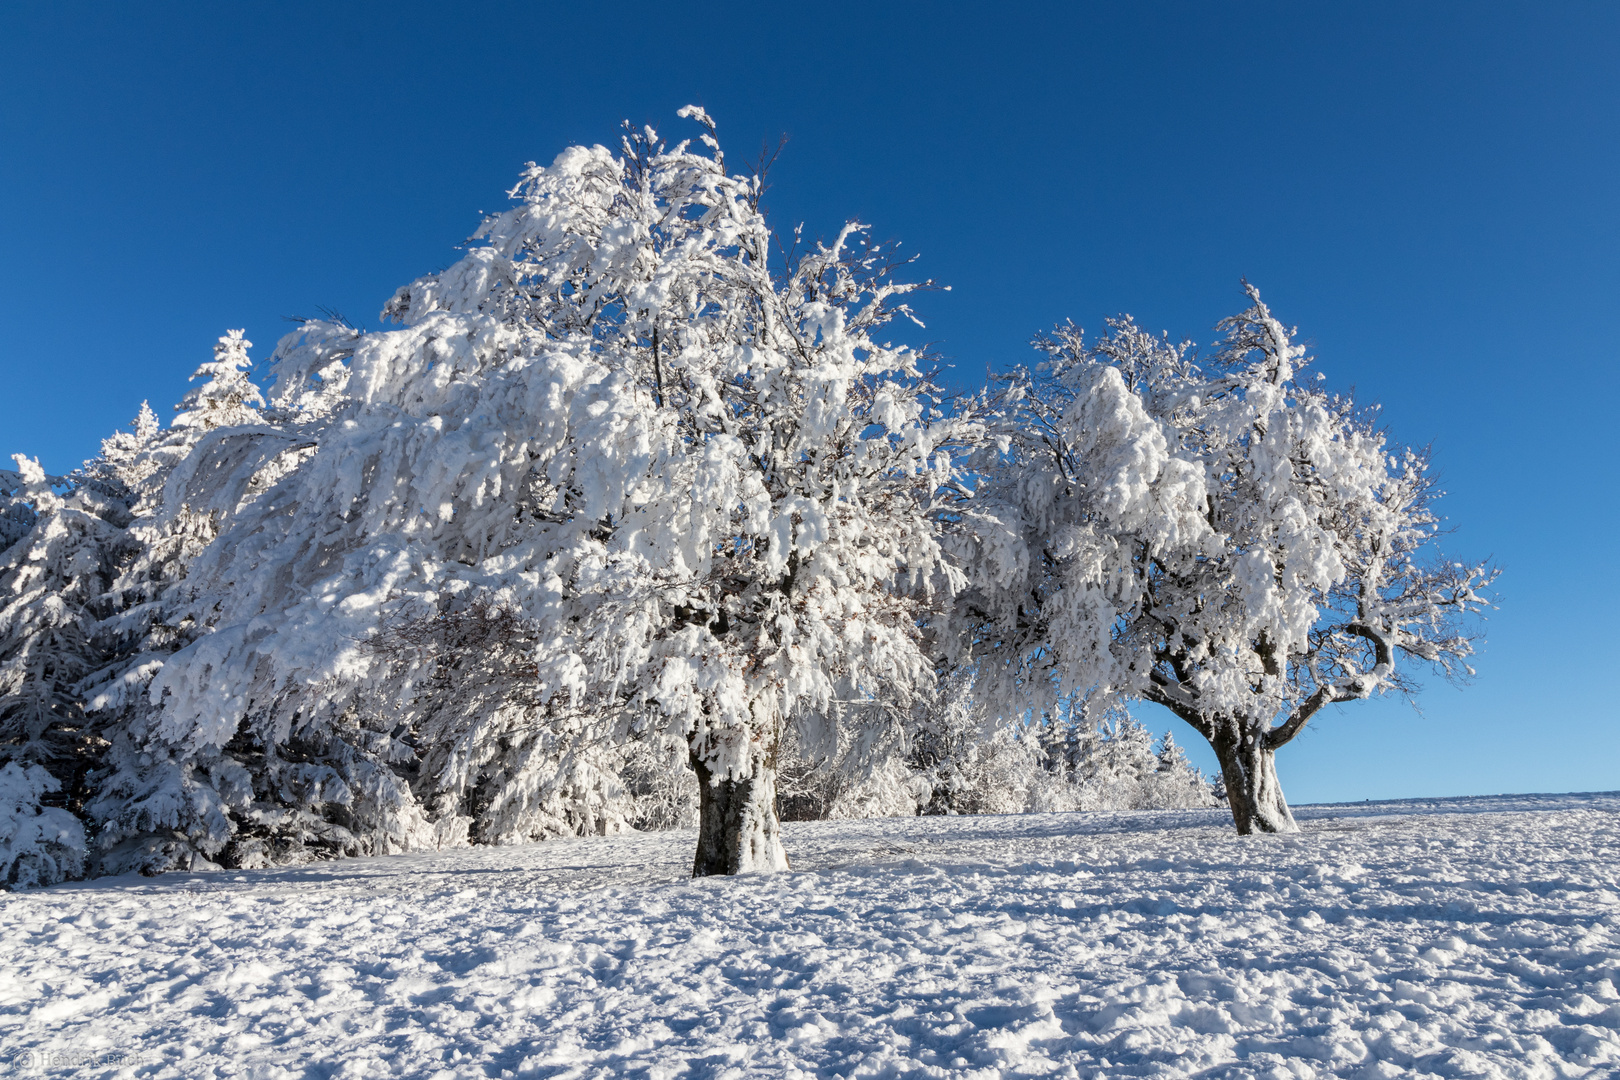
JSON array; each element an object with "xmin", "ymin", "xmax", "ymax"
[{"xmin": 3, "ymin": 794, "xmax": 1617, "ymax": 1078}]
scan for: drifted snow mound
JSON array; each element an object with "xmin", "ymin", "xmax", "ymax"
[{"xmin": 3, "ymin": 793, "xmax": 1617, "ymax": 1078}]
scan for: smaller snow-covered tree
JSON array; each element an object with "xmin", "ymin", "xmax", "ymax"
[
  {"xmin": 954, "ymin": 285, "xmax": 1494, "ymax": 834},
  {"xmin": 1126, "ymin": 288, "xmax": 1494, "ymax": 832},
  {"xmin": 1155, "ymin": 730, "xmax": 1187, "ymax": 774},
  {"xmin": 0, "ymin": 456, "xmax": 123, "ymax": 807},
  {"xmin": 173, "ymin": 329, "xmax": 265, "ymax": 431},
  {"xmin": 1071, "ymin": 712, "xmax": 1157, "ymax": 804},
  {"xmin": 0, "ymin": 761, "xmax": 86, "ymax": 888}
]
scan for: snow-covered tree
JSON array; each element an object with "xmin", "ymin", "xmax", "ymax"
[
  {"xmin": 1039, "ymin": 710, "xmax": 1215, "ymax": 811},
  {"xmin": 64, "ymin": 342, "xmax": 357, "ymax": 876},
  {"xmin": 78, "ymin": 330, "xmax": 437, "ymax": 875},
  {"xmin": 895, "ymin": 679, "xmax": 1217, "ymax": 816},
  {"xmin": 0, "ymin": 761, "xmax": 85, "ymax": 888},
  {"xmin": 0, "ymin": 456, "xmax": 124, "ymax": 828},
  {"xmin": 953, "ymin": 285, "xmax": 1493, "ymax": 833},
  {"xmin": 147, "ymin": 108, "xmax": 965, "ymax": 876},
  {"xmin": 174, "ymin": 329, "xmax": 265, "ymax": 431},
  {"xmin": 0, "ymin": 404, "xmax": 172, "ymax": 885}
]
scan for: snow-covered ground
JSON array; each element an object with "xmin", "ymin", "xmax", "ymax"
[{"xmin": 3, "ymin": 794, "xmax": 1618, "ymax": 1079}]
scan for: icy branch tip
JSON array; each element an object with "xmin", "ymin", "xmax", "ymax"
[{"xmin": 677, "ymin": 105, "xmax": 714, "ymax": 127}]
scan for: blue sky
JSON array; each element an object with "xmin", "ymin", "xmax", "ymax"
[{"xmin": 3, "ymin": 2, "xmax": 1615, "ymax": 802}]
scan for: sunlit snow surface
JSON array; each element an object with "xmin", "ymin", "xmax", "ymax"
[{"xmin": 4, "ymin": 794, "xmax": 1619, "ymax": 1078}]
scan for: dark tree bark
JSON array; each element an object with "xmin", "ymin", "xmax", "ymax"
[
  {"xmin": 1146, "ymin": 683, "xmax": 1311, "ymax": 835},
  {"xmin": 688, "ymin": 746, "xmax": 789, "ymax": 877},
  {"xmin": 1207, "ymin": 727, "xmax": 1297, "ymax": 834}
]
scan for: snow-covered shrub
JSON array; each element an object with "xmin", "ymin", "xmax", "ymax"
[
  {"xmin": 82, "ymin": 736, "xmax": 238, "ymax": 875},
  {"xmin": 0, "ymin": 761, "xmax": 86, "ymax": 888},
  {"xmin": 775, "ymin": 710, "xmax": 921, "ymax": 821},
  {"xmin": 620, "ymin": 734, "xmax": 698, "ymax": 831},
  {"xmin": 909, "ymin": 687, "xmax": 1045, "ymax": 816}
]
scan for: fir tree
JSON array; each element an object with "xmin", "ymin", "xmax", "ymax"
[{"xmin": 173, "ymin": 330, "xmax": 265, "ymax": 431}]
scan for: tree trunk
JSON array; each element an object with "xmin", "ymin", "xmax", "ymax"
[
  {"xmin": 1209, "ymin": 730, "xmax": 1298, "ymax": 835},
  {"xmin": 689, "ymin": 747, "xmax": 790, "ymax": 876}
]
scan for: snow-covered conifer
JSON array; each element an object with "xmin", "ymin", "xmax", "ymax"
[
  {"xmin": 0, "ymin": 457, "xmax": 122, "ymax": 810},
  {"xmin": 0, "ymin": 761, "xmax": 85, "ymax": 888},
  {"xmin": 66, "ymin": 345, "xmax": 355, "ymax": 874},
  {"xmin": 174, "ymin": 330, "xmax": 265, "ymax": 431},
  {"xmin": 0, "ymin": 428, "xmax": 170, "ymax": 885}
]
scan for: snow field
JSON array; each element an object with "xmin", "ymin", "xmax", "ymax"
[{"xmin": 2, "ymin": 793, "xmax": 1618, "ymax": 1078}]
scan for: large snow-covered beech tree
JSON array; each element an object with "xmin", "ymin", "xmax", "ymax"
[
  {"xmin": 950, "ymin": 285, "xmax": 1494, "ymax": 834},
  {"xmin": 148, "ymin": 108, "xmax": 966, "ymax": 876}
]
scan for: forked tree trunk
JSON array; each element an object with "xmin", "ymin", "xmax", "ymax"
[
  {"xmin": 688, "ymin": 747, "xmax": 790, "ymax": 876},
  {"xmin": 1208, "ymin": 731, "xmax": 1299, "ymax": 835}
]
